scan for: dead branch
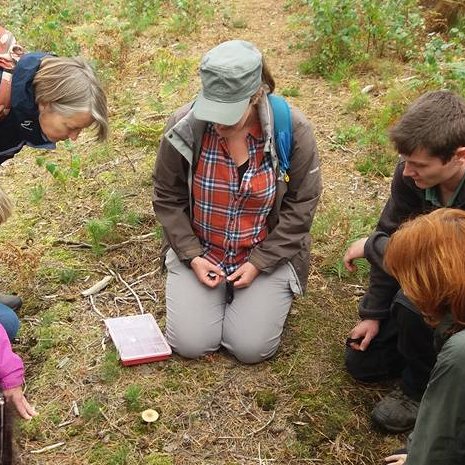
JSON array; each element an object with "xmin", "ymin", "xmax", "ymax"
[
  {"xmin": 30, "ymin": 442, "xmax": 66, "ymax": 454},
  {"xmin": 248, "ymin": 410, "xmax": 276, "ymax": 436},
  {"xmin": 106, "ymin": 267, "xmax": 144, "ymax": 313},
  {"xmin": 81, "ymin": 275, "xmax": 113, "ymax": 296},
  {"xmin": 103, "ymin": 232, "xmax": 157, "ymax": 251},
  {"xmin": 88, "ymin": 295, "xmax": 106, "ymax": 319}
]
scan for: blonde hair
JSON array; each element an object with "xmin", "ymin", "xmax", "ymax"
[
  {"xmin": 384, "ymin": 208, "xmax": 465, "ymax": 330},
  {"xmin": 0, "ymin": 187, "xmax": 12, "ymax": 224},
  {"xmin": 33, "ymin": 56, "xmax": 108, "ymax": 141}
]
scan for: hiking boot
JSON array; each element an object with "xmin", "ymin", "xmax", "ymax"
[
  {"xmin": 371, "ymin": 387, "xmax": 420, "ymax": 433},
  {"xmin": 0, "ymin": 294, "xmax": 22, "ymax": 311}
]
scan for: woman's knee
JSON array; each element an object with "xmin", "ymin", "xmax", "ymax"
[
  {"xmin": 167, "ymin": 330, "xmax": 221, "ymax": 360},
  {"xmin": 224, "ymin": 335, "xmax": 280, "ymax": 364},
  {"xmin": 0, "ymin": 305, "xmax": 20, "ymax": 340}
]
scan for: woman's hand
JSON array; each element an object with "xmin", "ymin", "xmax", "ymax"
[
  {"xmin": 190, "ymin": 257, "xmax": 224, "ymax": 288},
  {"xmin": 385, "ymin": 453, "xmax": 407, "ymax": 465},
  {"xmin": 3, "ymin": 386, "xmax": 38, "ymax": 420},
  {"xmin": 227, "ymin": 262, "xmax": 260, "ymax": 288}
]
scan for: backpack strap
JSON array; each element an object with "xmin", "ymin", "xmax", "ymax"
[
  {"xmin": 267, "ymin": 93, "xmax": 293, "ymax": 181},
  {"xmin": 0, "ymin": 25, "xmax": 25, "ymax": 120}
]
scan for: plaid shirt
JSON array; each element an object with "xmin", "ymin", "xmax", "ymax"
[{"xmin": 192, "ymin": 122, "xmax": 276, "ymax": 274}]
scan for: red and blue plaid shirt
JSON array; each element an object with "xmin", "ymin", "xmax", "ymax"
[{"xmin": 192, "ymin": 122, "xmax": 276, "ymax": 274}]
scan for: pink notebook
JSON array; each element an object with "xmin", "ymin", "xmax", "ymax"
[{"xmin": 105, "ymin": 314, "xmax": 172, "ymax": 366}]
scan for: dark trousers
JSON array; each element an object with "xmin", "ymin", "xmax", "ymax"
[{"xmin": 345, "ymin": 291, "xmax": 436, "ymax": 401}]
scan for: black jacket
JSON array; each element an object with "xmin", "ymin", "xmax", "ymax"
[
  {"xmin": 359, "ymin": 160, "xmax": 465, "ymax": 319},
  {"xmin": 0, "ymin": 52, "xmax": 55, "ymax": 164}
]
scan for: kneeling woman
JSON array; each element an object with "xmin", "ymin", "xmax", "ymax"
[
  {"xmin": 384, "ymin": 208, "xmax": 465, "ymax": 465},
  {"xmin": 153, "ymin": 40, "xmax": 321, "ymax": 363}
]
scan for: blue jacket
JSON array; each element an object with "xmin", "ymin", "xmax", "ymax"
[{"xmin": 0, "ymin": 52, "xmax": 55, "ymax": 165}]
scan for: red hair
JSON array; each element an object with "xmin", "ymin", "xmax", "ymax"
[{"xmin": 384, "ymin": 208, "xmax": 465, "ymax": 330}]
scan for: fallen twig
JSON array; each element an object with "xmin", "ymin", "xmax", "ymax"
[
  {"xmin": 55, "ymin": 232, "xmax": 156, "ymax": 253},
  {"xmin": 57, "ymin": 419, "xmax": 75, "ymax": 428},
  {"xmin": 104, "ymin": 232, "xmax": 157, "ymax": 252},
  {"xmin": 106, "ymin": 267, "xmax": 144, "ymax": 314},
  {"xmin": 248, "ymin": 410, "xmax": 276, "ymax": 436},
  {"xmin": 53, "ymin": 239, "xmax": 94, "ymax": 249},
  {"xmin": 88, "ymin": 295, "xmax": 106, "ymax": 319},
  {"xmin": 31, "ymin": 442, "xmax": 66, "ymax": 454},
  {"xmin": 81, "ymin": 275, "xmax": 113, "ymax": 297},
  {"xmin": 129, "ymin": 266, "xmax": 160, "ymax": 286}
]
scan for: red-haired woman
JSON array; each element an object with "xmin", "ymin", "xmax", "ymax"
[{"xmin": 383, "ymin": 208, "xmax": 465, "ymax": 465}]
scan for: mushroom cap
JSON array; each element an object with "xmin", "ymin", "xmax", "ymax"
[{"xmin": 141, "ymin": 409, "xmax": 159, "ymax": 423}]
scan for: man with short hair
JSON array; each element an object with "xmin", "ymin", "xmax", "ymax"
[{"xmin": 343, "ymin": 90, "xmax": 465, "ymax": 433}]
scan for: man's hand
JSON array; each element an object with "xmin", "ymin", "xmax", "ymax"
[
  {"xmin": 347, "ymin": 319, "xmax": 380, "ymax": 351},
  {"xmin": 3, "ymin": 386, "xmax": 38, "ymax": 420},
  {"xmin": 190, "ymin": 256, "xmax": 224, "ymax": 288},
  {"xmin": 385, "ymin": 453, "xmax": 407, "ymax": 465},
  {"xmin": 343, "ymin": 237, "xmax": 368, "ymax": 272},
  {"xmin": 227, "ymin": 262, "xmax": 260, "ymax": 289}
]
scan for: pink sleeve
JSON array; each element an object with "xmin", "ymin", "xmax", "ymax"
[{"xmin": 0, "ymin": 324, "xmax": 24, "ymax": 390}]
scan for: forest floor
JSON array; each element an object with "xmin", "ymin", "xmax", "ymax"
[{"xmin": 0, "ymin": 0, "xmax": 412, "ymax": 464}]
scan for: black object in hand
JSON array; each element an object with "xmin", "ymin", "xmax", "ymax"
[{"xmin": 345, "ymin": 336, "xmax": 364, "ymax": 347}]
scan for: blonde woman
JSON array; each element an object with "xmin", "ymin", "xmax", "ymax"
[
  {"xmin": 0, "ymin": 53, "xmax": 108, "ymax": 161},
  {"xmin": 383, "ymin": 208, "xmax": 465, "ymax": 465},
  {"xmin": 0, "ymin": 51, "xmax": 108, "ymax": 338}
]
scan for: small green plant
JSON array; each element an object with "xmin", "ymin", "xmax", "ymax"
[
  {"xmin": 333, "ymin": 125, "xmax": 364, "ymax": 145},
  {"xmin": 124, "ymin": 122, "xmax": 164, "ymax": 147},
  {"xmin": 35, "ymin": 146, "xmax": 81, "ymax": 185},
  {"xmin": 312, "ymin": 204, "xmax": 380, "ymax": 281},
  {"xmin": 85, "ymin": 191, "xmax": 143, "ymax": 254},
  {"xmin": 281, "ymin": 87, "xmax": 300, "ymax": 97},
  {"xmin": 346, "ymin": 80, "xmax": 370, "ymax": 112},
  {"xmin": 355, "ymin": 152, "xmax": 393, "ymax": 177},
  {"xmin": 81, "ymin": 398, "xmax": 103, "ymax": 421},
  {"xmin": 30, "ymin": 183, "xmax": 46, "ymax": 204},
  {"xmin": 58, "ymin": 267, "xmax": 79, "ymax": 284},
  {"xmin": 86, "ymin": 218, "xmax": 113, "ymax": 254},
  {"xmin": 255, "ymin": 390, "xmax": 278, "ymax": 411},
  {"xmin": 124, "ymin": 384, "xmax": 143, "ymax": 411},
  {"xmin": 100, "ymin": 349, "xmax": 121, "ymax": 384}
]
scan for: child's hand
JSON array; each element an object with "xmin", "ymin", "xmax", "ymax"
[{"xmin": 3, "ymin": 386, "xmax": 37, "ymax": 420}]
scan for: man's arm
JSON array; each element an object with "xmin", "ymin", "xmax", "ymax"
[{"xmin": 359, "ymin": 161, "xmax": 425, "ymax": 319}]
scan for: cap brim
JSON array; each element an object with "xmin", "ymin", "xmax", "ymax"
[{"xmin": 193, "ymin": 92, "xmax": 250, "ymax": 125}]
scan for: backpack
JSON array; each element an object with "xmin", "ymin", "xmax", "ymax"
[
  {"xmin": 0, "ymin": 25, "xmax": 26, "ymax": 120},
  {"xmin": 268, "ymin": 93, "xmax": 293, "ymax": 182}
]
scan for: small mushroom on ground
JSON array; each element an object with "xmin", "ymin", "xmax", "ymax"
[{"xmin": 141, "ymin": 409, "xmax": 159, "ymax": 423}]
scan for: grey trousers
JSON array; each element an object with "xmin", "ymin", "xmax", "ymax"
[{"xmin": 164, "ymin": 248, "xmax": 299, "ymax": 364}]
